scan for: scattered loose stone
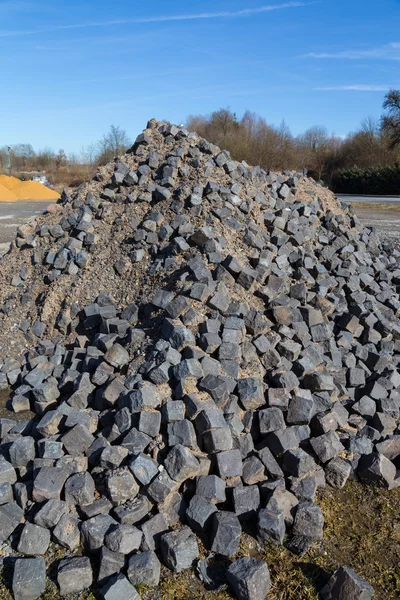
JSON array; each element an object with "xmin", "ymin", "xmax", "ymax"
[
  {"xmin": 100, "ymin": 573, "xmax": 140, "ymax": 600},
  {"xmin": 17, "ymin": 522, "xmax": 50, "ymax": 555}
]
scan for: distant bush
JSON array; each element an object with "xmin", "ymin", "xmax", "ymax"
[
  {"xmin": 335, "ymin": 164, "xmax": 400, "ymax": 195},
  {"xmin": 49, "ymin": 164, "xmax": 97, "ymax": 188}
]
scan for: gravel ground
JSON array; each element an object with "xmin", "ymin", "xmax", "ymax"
[
  {"xmin": 0, "ymin": 201, "xmax": 51, "ymax": 255},
  {"xmin": 343, "ymin": 201, "xmax": 400, "ymax": 245}
]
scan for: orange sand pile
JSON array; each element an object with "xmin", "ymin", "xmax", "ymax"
[
  {"xmin": 0, "ymin": 184, "xmax": 18, "ymax": 201},
  {"xmin": 12, "ymin": 181, "xmax": 60, "ymax": 201},
  {"xmin": 0, "ymin": 175, "xmax": 21, "ymax": 190},
  {"xmin": 0, "ymin": 176, "xmax": 60, "ymax": 201}
]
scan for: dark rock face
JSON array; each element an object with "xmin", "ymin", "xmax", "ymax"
[
  {"xmin": 227, "ymin": 557, "xmax": 271, "ymax": 600},
  {"xmin": 57, "ymin": 557, "xmax": 93, "ymax": 596},
  {"xmin": 0, "ymin": 119, "xmax": 393, "ymax": 599},
  {"xmin": 321, "ymin": 566, "xmax": 374, "ymax": 600},
  {"xmin": 12, "ymin": 558, "xmax": 46, "ymax": 600}
]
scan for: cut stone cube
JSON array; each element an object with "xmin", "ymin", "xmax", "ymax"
[
  {"xmin": 57, "ymin": 557, "xmax": 93, "ymax": 596},
  {"xmin": 12, "ymin": 558, "xmax": 46, "ymax": 600},
  {"xmin": 160, "ymin": 526, "xmax": 199, "ymax": 572},
  {"xmin": 211, "ymin": 511, "xmax": 241, "ymax": 556},
  {"xmin": 227, "ymin": 557, "xmax": 271, "ymax": 600}
]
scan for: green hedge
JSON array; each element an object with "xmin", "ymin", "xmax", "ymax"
[{"xmin": 334, "ymin": 164, "xmax": 400, "ymax": 195}]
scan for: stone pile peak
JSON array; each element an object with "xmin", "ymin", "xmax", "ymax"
[{"xmin": 0, "ymin": 119, "xmax": 398, "ymax": 600}]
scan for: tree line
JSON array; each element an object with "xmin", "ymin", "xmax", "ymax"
[
  {"xmin": 1, "ymin": 91, "xmax": 400, "ymax": 192},
  {"xmin": 0, "ymin": 125, "xmax": 131, "ymax": 187},
  {"xmin": 186, "ymin": 91, "xmax": 400, "ymax": 191}
]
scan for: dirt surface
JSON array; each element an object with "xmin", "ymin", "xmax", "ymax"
[
  {"xmin": 0, "ymin": 389, "xmax": 34, "ymax": 421},
  {"xmin": 348, "ymin": 201, "xmax": 400, "ymax": 246},
  {"xmin": 0, "ymin": 201, "xmax": 50, "ymax": 255},
  {"xmin": 296, "ymin": 181, "xmax": 343, "ymax": 216},
  {"xmin": 1, "ymin": 478, "xmax": 398, "ymax": 599},
  {"xmin": 145, "ymin": 481, "xmax": 400, "ymax": 600}
]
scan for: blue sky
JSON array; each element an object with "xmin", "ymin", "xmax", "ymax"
[{"xmin": 1, "ymin": 0, "xmax": 400, "ymax": 154}]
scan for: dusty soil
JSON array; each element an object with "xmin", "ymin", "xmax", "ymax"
[
  {"xmin": 0, "ymin": 476, "xmax": 398, "ymax": 600},
  {"xmin": 346, "ymin": 201, "xmax": 400, "ymax": 246},
  {"xmin": 0, "ymin": 389, "xmax": 34, "ymax": 422},
  {"xmin": 0, "ymin": 201, "xmax": 50, "ymax": 256}
]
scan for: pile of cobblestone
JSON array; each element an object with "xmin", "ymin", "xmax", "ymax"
[{"xmin": 0, "ymin": 119, "xmax": 398, "ymax": 600}]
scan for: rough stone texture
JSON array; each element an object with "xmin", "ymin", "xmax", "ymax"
[
  {"xmin": 321, "ymin": 566, "xmax": 374, "ymax": 600},
  {"xmin": 0, "ymin": 502, "xmax": 24, "ymax": 543},
  {"xmin": 128, "ymin": 550, "xmax": 161, "ymax": 587},
  {"xmin": 130, "ymin": 452, "xmax": 159, "ymax": 485},
  {"xmin": 34, "ymin": 499, "xmax": 67, "ymax": 529},
  {"xmin": 100, "ymin": 573, "xmax": 140, "ymax": 600},
  {"xmin": 140, "ymin": 512, "xmax": 168, "ymax": 551},
  {"xmin": 196, "ymin": 475, "xmax": 226, "ymax": 504},
  {"xmin": 160, "ymin": 526, "xmax": 199, "ymax": 572},
  {"xmin": 0, "ymin": 456, "xmax": 17, "ymax": 484},
  {"xmin": 17, "ymin": 522, "xmax": 50, "ymax": 555},
  {"xmin": 186, "ymin": 494, "xmax": 218, "ymax": 533},
  {"xmin": 257, "ymin": 508, "xmax": 285, "ymax": 545},
  {"xmin": 64, "ymin": 471, "xmax": 95, "ymax": 506},
  {"xmin": 164, "ymin": 444, "xmax": 200, "ymax": 482},
  {"xmin": 233, "ymin": 485, "xmax": 260, "ymax": 520},
  {"xmin": 325, "ymin": 457, "xmax": 352, "ymax": 489},
  {"xmin": 53, "ymin": 513, "xmax": 81, "ymax": 551},
  {"xmin": 57, "ymin": 557, "xmax": 93, "ymax": 596},
  {"xmin": 211, "ymin": 511, "xmax": 242, "ymax": 556},
  {"xmin": 81, "ymin": 514, "xmax": 118, "ymax": 551},
  {"xmin": 358, "ymin": 452, "xmax": 396, "ymax": 489},
  {"xmin": 32, "ymin": 467, "xmax": 69, "ymax": 502},
  {"xmin": 98, "ymin": 547, "xmax": 125, "ymax": 585},
  {"xmin": 107, "ymin": 468, "xmax": 139, "ymax": 504},
  {"xmin": 105, "ymin": 523, "xmax": 142, "ymax": 554},
  {"xmin": 0, "ymin": 119, "xmax": 398, "ymax": 600},
  {"xmin": 227, "ymin": 557, "xmax": 271, "ymax": 600},
  {"xmin": 292, "ymin": 501, "xmax": 324, "ymax": 540},
  {"xmin": 12, "ymin": 558, "xmax": 46, "ymax": 600}
]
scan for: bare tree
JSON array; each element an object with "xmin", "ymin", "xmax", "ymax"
[
  {"xmin": 186, "ymin": 115, "xmax": 208, "ymax": 137},
  {"xmin": 381, "ymin": 89, "xmax": 400, "ymax": 149},
  {"xmin": 35, "ymin": 147, "xmax": 56, "ymax": 170},
  {"xmin": 360, "ymin": 115, "xmax": 380, "ymax": 136},
  {"xmin": 97, "ymin": 125, "xmax": 131, "ymax": 164},
  {"xmin": 301, "ymin": 126, "xmax": 329, "ymax": 151},
  {"xmin": 80, "ymin": 144, "xmax": 98, "ymax": 165},
  {"xmin": 296, "ymin": 126, "xmax": 330, "ymax": 180},
  {"xmin": 55, "ymin": 149, "xmax": 68, "ymax": 170}
]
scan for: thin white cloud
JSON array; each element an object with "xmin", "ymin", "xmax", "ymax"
[
  {"xmin": 314, "ymin": 85, "xmax": 398, "ymax": 91},
  {"xmin": 303, "ymin": 42, "xmax": 400, "ymax": 61},
  {"xmin": 117, "ymin": 2, "xmax": 310, "ymax": 23},
  {"xmin": 0, "ymin": 2, "xmax": 314, "ymax": 37}
]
